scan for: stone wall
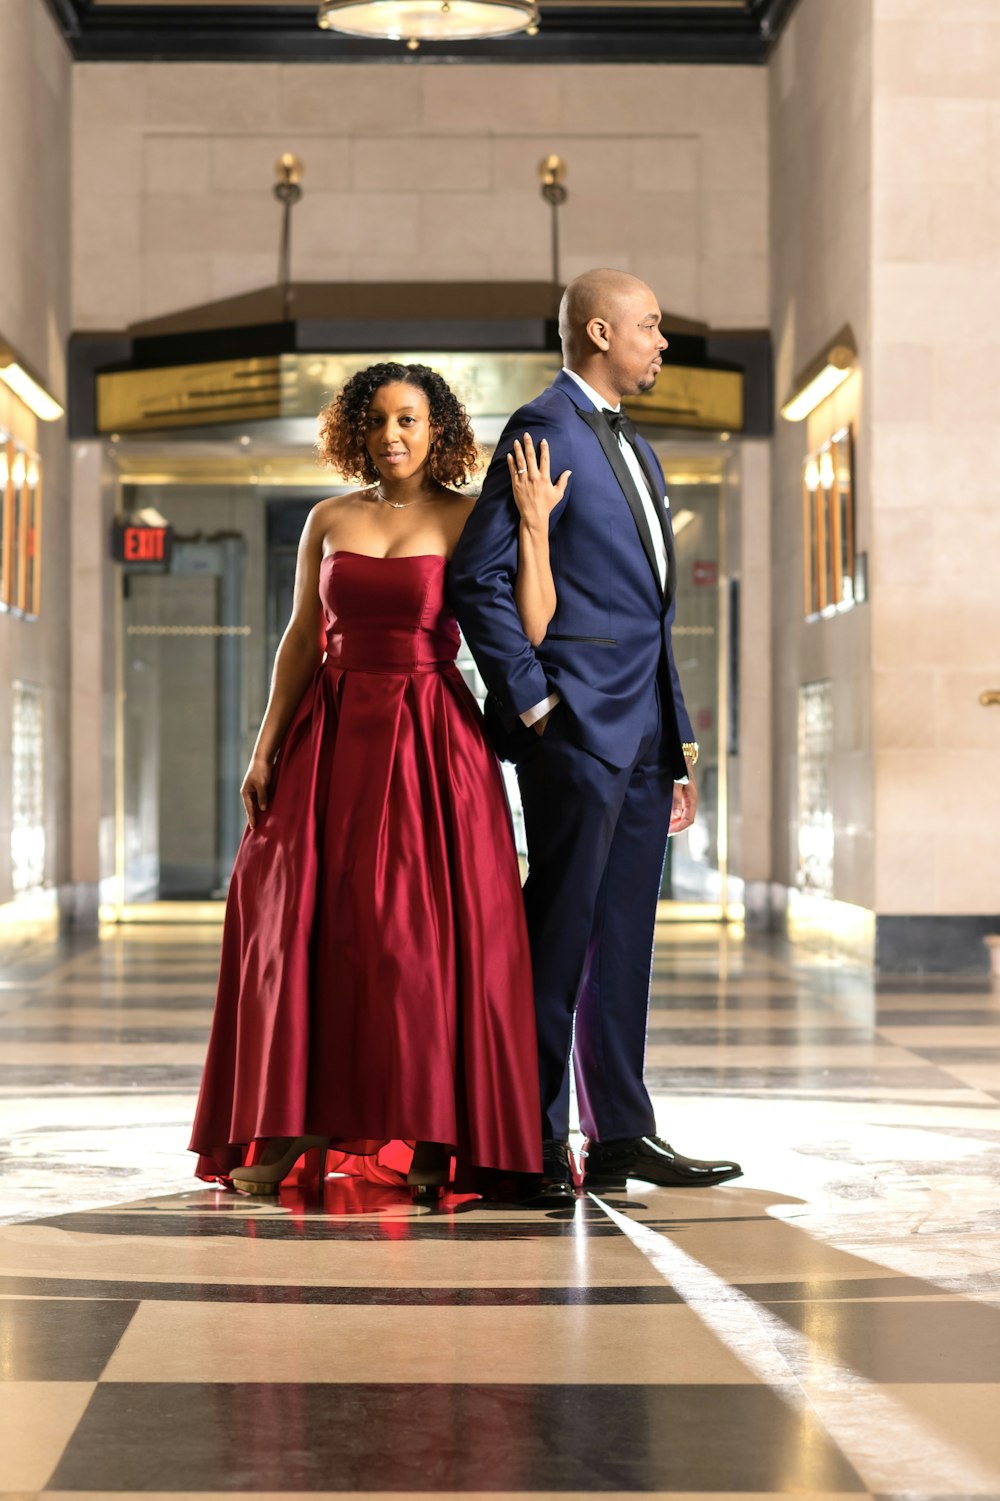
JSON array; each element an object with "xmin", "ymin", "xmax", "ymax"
[
  {"xmin": 768, "ymin": 0, "xmax": 875, "ymax": 913},
  {"xmin": 72, "ymin": 62, "xmax": 768, "ymax": 330},
  {"xmin": 870, "ymin": 0, "xmax": 1000, "ymax": 923},
  {"xmin": 0, "ymin": 0, "xmax": 72, "ymax": 906}
]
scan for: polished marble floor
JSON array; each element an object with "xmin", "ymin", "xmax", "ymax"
[{"xmin": 1, "ymin": 921, "xmax": 999, "ymax": 1498}]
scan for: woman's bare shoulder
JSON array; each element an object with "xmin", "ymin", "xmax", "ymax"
[
  {"xmin": 312, "ymin": 488, "xmax": 370, "ymax": 513},
  {"xmin": 442, "ymin": 490, "xmax": 478, "ymax": 539},
  {"xmin": 306, "ymin": 490, "xmax": 368, "ymax": 526}
]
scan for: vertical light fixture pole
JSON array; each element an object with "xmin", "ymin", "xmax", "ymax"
[
  {"xmin": 273, "ymin": 154, "xmax": 305, "ymax": 320},
  {"xmin": 538, "ymin": 155, "xmax": 568, "ymax": 291}
]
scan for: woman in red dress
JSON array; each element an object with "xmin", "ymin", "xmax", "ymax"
[{"xmin": 189, "ymin": 363, "xmax": 566, "ymax": 1199}]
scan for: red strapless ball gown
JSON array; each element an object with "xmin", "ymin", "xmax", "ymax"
[{"xmin": 189, "ymin": 551, "xmax": 542, "ymax": 1187}]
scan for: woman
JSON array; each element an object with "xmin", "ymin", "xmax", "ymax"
[{"xmin": 189, "ymin": 362, "xmax": 567, "ymax": 1199}]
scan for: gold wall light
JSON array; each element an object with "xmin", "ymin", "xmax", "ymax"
[
  {"xmin": 780, "ymin": 327, "xmax": 856, "ymax": 423},
  {"xmin": 537, "ymin": 154, "xmax": 568, "ymax": 289},
  {"xmin": 0, "ymin": 340, "xmax": 64, "ymax": 422}
]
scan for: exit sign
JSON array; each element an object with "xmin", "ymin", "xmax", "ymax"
[{"xmin": 112, "ymin": 521, "xmax": 173, "ymax": 569}]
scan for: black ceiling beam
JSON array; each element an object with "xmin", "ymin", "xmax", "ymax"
[
  {"xmin": 757, "ymin": 0, "xmax": 801, "ymax": 44},
  {"xmin": 44, "ymin": 0, "xmax": 802, "ymax": 65},
  {"xmin": 41, "ymin": 0, "xmax": 82, "ymax": 40}
]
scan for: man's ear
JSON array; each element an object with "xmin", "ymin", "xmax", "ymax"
[{"xmin": 585, "ymin": 317, "xmax": 611, "ymax": 353}]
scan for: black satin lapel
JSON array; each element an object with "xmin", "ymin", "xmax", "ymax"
[
  {"xmin": 634, "ymin": 440, "xmax": 676, "ymax": 603},
  {"xmin": 664, "ymin": 523, "xmax": 676, "ymax": 603},
  {"xmin": 577, "ymin": 407, "xmax": 661, "ymax": 590}
]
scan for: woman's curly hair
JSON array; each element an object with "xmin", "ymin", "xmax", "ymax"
[{"xmin": 317, "ymin": 362, "xmax": 479, "ymax": 489}]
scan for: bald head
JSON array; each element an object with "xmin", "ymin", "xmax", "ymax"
[
  {"xmin": 558, "ymin": 268, "xmax": 667, "ymax": 403},
  {"xmin": 558, "ymin": 269, "xmax": 653, "ymax": 348}
]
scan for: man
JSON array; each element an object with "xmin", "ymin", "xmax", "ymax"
[{"xmin": 449, "ymin": 269, "xmax": 742, "ymax": 1204}]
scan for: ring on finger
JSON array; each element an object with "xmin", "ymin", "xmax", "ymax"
[{"xmin": 516, "ymin": 467, "xmax": 527, "ymax": 475}]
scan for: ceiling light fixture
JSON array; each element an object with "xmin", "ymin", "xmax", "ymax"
[
  {"xmin": 780, "ymin": 327, "xmax": 857, "ymax": 423},
  {"xmin": 317, "ymin": 0, "xmax": 538, "ymax": 48},
  {"xmin": 0, "ymin": 341, "xmax": 64, "ymax": 422}
]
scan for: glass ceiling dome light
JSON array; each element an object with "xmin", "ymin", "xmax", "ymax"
[{"xmin": 317, "ymin": 0, "xmax": 539, "ymax": 46}]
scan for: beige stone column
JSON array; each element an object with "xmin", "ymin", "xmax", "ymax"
[
  {"xmin": 0, "ymin": 0, "xmax": 72, "ymax": 912},
  {"xmin": 768, "ymin": 0, "xmax": 876, "ymax": 938},
  {"xmin": 870, "ymin": 0, "xmax": 1000, "ymax": 958}
]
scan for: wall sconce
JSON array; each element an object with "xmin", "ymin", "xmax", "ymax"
[
  {"xmin": 273, "ymin": 154, "xmax": 305, "ymax": 321},
  {"xmin": 780, "ymin": 327, "xmax": 856, "ymax": 423},
  {"xmin": 0, "ymin": 341, "xmax": 64, "ymax": 422},
  {"xmin": 537, "ymin": 154, "xmax": 568, "ymax": 290}
]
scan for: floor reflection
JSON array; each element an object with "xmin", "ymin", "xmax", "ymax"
[{"xmin": 1, "ymin": 924, "xmax": 999, "ymax": 1495}]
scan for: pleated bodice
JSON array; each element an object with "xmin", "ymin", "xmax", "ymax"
[{"xmin": 321, "ymin": 551, "xmax": 460, "ymax": 675}]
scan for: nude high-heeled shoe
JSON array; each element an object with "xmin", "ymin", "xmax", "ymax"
[
  {"xmin": 406, "ymin": 1141, "xmax": 452, "ymax": 1201},
  {"xmin": 231, "ymin": 1136, "xmax": 330, "ymax": 1196}
]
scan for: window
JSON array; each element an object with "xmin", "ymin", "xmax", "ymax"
[
  {"xmin": 1, "ymin": 436, "xmax": 42, "ymax": 618},
  {"xmin": 803, "ymin": 426, "xmax": 855, "ymax": 619},
  {"xmin": 797, "ymin": 680, "xmax": 833, "ymax": 898},
  {"xmin": 11, "ymin": 681, "xmax": 45, "ymax": 893}
]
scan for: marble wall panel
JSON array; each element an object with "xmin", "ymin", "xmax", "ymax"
[
  {"xmin": 141, "ymin": 254, "xmax": 213, "ymax": 322},
  {"xmin": 873, "ymin": 587, "xmax": 1000, "ymax": 673},
  {"xmin": 871, "ymin": 507, "xmax": 933, "ymax": 590},
  {"xmin": 875, "ymin": 831, "xmax": 936, "ymax": 913},
  {"xmin": 0, "ymin": 0, "xmax": 72, "ymax": 905},
  {"xmin": 871, "ymin": 0, "xmax": 1000, "ymax": 914},
  {"xmin": 74, "ymin": 62, "xmax": 146, "ymax": 127},
  {"xmin": 210, "ymin": 135, "xmax": 351, "ymax": 195},
  {"xmin": 144, "ymin": 135, "xmax": 213, "ymax": 196},
  {"xmin": 352, "ymin": 136, "xmax": 493, "ymax": 194},
  {"xmin": 72, "ymin": 63, "xmax": 769, "ymax": 331},
  {"xmin": 703, "ymin": 191, "xmax": 768, "ymax": 260},
  {"xmin": 732, "ymin": 440, "xmax": 772, "ymax": 890},
  {"xmin": 875, "ymin": 17, "xmax": 1000, "ymax": 98},
  {"xmin": 871, "ymin": 345, "xmax": 934, "ymax": 426},
  {"xmin": 282, "ymin": 65, "xmax": 424, "ymax": 133},
  {"xmin": 936, "ymin": 672, "xmax": 1000, "ymax": 753},
  {"xmin": 631, "ymin": 136, "xmax": 701, "ymax": 195},
  {"xmin": 701, "ymin": 254, "xmax": 769, "ymax": 328},
  {"xmin": 630, "ymin": 255, "xmax": 700, "ymax": 316},
  {"xmin": 145, "ymin": 63, "xmax": 284, "ymax": 132},
  {"xmin": 421, "ymin": 64, "xmax": 565, "ymax": 133},
  {"xmin": 768, "ymin": 0, "xmax": 874, "ymax": 909},
  {"xmin": 872, "ymin": 670, "xmax": 935, "ymax": 750},
  {"xmin": 933, "ymin": 826, "xmax": 1000, "ymax": 915},
  {"xmin": 872, "ymin": 182, "xmax": 932, "ymax": 262},
  {"xmin": 210, "ymin": 252, "xmax": 284, "ymax": 303},
  {"xmin": 702, "ymin": 130, "xmax": 767, "ymax": 194},
  {"xmin": 73, "ymin": 127, "xmax": 143, "ymax": 200}
]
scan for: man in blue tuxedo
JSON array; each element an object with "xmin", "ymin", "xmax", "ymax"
[{"xmin": 450, "ymin": 269, "xmax": 742, "ymax": 1203}]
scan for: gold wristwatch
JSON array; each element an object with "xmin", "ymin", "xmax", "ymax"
[{"xmin": 682, "ymin": 741, "xmax": 699, "ymax": 767}]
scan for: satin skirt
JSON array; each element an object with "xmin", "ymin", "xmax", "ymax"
[{"xmin": 189, "ymin": 658, "xmax": 543, "ymax": 1186}]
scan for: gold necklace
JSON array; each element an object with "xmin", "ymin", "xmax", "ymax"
[{"xmin": 371, "ymin": 485, "xmax": 426, "ymax": 511}]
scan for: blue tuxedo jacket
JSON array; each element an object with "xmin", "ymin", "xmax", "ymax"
[{"xmin": 449, "ymin": 369, "xmax": 694, "ymax": 774}]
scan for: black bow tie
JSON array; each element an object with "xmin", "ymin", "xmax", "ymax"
[{"xmin": 602, "ymin": 408, "xmax": 635, "ymax": 442}]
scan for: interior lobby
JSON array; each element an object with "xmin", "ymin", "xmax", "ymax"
[{"xmin": 2, "ymin": 0, "xmax": 999, "ymax": 1496}]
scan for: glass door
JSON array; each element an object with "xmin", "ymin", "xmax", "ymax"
[
  {"xmin": 113, "ymin": 480, "xmax": 338, "ymax": 919},
  {"xmin": 652, "ymin": 445, "xmax": 731, "ymax": 919},
  {"xmin": 121, "ymin": 536, "xmax": 249, "ymax": 906}
]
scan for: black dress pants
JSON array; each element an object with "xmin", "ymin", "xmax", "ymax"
[{"xmin": 515, "ymin": 682, "xmax": 675, "ymax": 1142}]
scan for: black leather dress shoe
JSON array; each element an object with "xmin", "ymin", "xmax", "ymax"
[
  {"xmin": 521, "ymin": 1140, "xmax": 577, "ymax": 1207},
  {"xmin": 582, "ymin": 1134, "xmax": 742, "ymax": 1189}
]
